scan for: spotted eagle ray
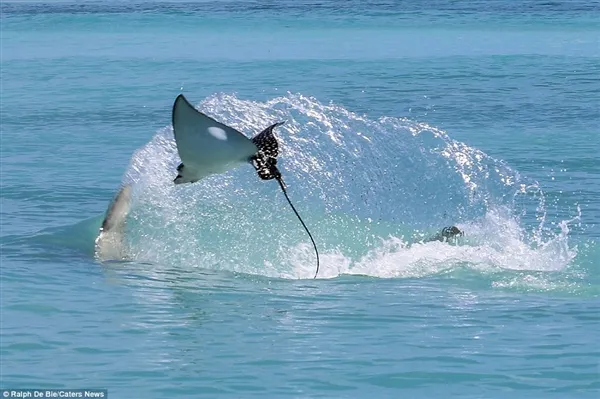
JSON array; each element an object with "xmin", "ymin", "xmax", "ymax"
[{"xmin": 97, "ymin": 94, "xmax": 320, "ymax": 278}]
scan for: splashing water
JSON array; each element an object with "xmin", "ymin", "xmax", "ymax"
[{"xmin": 99, "ymin": 93, "xmax": 579, "ymax": 280}]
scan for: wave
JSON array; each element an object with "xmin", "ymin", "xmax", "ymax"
[{"xmin": 5, "ymin": 93, "xmax": 594, "ymax": 291}]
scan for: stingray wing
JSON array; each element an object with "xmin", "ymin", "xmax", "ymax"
[{"xmin": 171, "ymin": 94, "xmax": 258, "ymax": 173}]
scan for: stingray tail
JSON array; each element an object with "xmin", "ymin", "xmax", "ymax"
[
  {"xmin": 250, "ymin": 121, "xmax": 321, "ymax": 278},
  {"xmin": 250, "ymin": 121, "xmax": 285, "ymax": 180}
]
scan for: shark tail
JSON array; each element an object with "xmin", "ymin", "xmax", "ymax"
[{"xmin": 250, "ymin": 121, "xmax": 285, "ymax": 180}]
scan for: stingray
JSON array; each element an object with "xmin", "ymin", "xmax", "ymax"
[{"xmin": 98, "ymin": 94, "xmax": 320, "ymax": 278}]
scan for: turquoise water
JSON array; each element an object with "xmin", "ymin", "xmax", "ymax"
[{"xmin": 1, "ymin": 1, "xmax": 599, "ymax": 397}]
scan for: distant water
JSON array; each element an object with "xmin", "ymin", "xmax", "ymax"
[{"xmin": 1, "ymin": 1, "xmax": 599, "ymax": 398}]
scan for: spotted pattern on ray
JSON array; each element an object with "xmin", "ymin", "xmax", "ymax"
[{"xmin": 251, "ymin": 122, "xmax": 285, "ymax": 180}]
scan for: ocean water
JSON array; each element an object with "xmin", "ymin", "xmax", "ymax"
[{"xmin": 1, "ymin": 0, "xmax": 599, "ymax": 397}]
